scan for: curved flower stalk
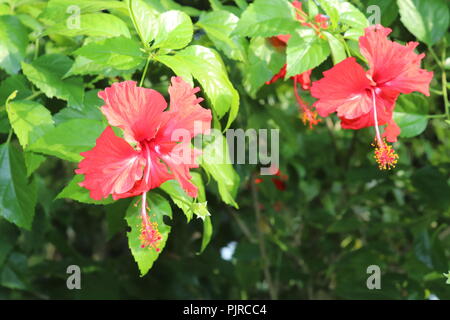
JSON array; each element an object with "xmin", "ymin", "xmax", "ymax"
[
  {"xmin": 266, "ymin": 0, "xmax": 327, "ymax": 129},
  {"xmin": 76, "ymin": 77, "xmax": 212, "ymax": 250},
  {"xmin": 311, "ymin": 25, "xmax": 433, "ymax": 170}
]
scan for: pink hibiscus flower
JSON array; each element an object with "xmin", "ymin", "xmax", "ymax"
[
  {"xmin": 76, "ymin": 77, "xmax": 212, "ymax": 250},
  {"xmin": 311, "ymin": 25, "xmax": 433, "ymax": 169}
]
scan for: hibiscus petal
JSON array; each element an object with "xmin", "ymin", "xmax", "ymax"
[
  {"xmin": 270, "ymin": 35, "xmax": 290, "ymax": 46},
  {"xmin": 382, "ymin": 119, "xmax": 401, "ymax": 143},
  {"xmin": 359, "ymin": 25, "xmax": 433, "ymax": 96},
  {"xmin": 160, "ymin": 142, "xmax": 201, "ymax": 198},
  {"xmin": 340, "ymin": 87, "xmax": 399, "ymax": 129},
  {"xmin": 75, "ymin": 126, "xmax": 145, "ymax": 200},
  {"xmin": 266, "ymin": 64, "xmax": 287, "ymax": 85},
  {"xmin": 294, "ymin": 69, "xmax": 312, "ymax": 90},
  {"xmin": 98, "ymin": 81, "xmax": 167, "ymax": 143},
  {"xmin": 111, "ymin": 149, "xmax": 173, "ymax": 200},
  {"xmin": 311, "ymin": 57, "xmax": 372, "ymax": 119},
  {"xmin": 159, "ymin": 77, "xmax": 212, "ymax": 142}
]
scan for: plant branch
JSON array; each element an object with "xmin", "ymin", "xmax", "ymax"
[
  {"xmin": 441, "ymin": 39, "xmax": 449, "ymax": 118},
  {"xmin": 227, "ymin": 207, "xmax": 257, "ymax": 243},
  {"xmin": 139, "ymin": 56, "xmax": 151, "ymax": 87},
  {"xmin": 250, "ymin": 175, "xmax": 277, "ymax": 299}
]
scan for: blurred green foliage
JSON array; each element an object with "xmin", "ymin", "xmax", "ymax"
[{"xmin": 0, "ymin": 0, "xmax": 449, "ymax": 300}]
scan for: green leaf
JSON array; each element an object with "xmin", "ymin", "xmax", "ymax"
[
  {"xmin": 343, "ymin": 28, "xmax": 364, "ymax": 41},
  {"xmin": 0, "ymin": 219, "xmax": 19, "ymax": 267},
  {"xmin": 152, "ymin": 10, "xmax": 193, "ymax": 50},
  {"xmin": 39, "ymin": 0, "xmax": 127, "ymax": 25},
  {"xmin": 244, "ymin": 37, "xmax": 285, "ymax": 97},
  {"xmin": 156, "ymin": 45, "xmax": 239, "ymax": 126},
  {"xmin": 54, "ymin": 90, "xmax": 104, "ymax": 123},
  {"xmin": 0, "ymin": 253, "xmax": 28, "ymax": 290},
  {"xmin": 125, "ymin": 193, "xmax": 172, "ymax": 276},
  {"xmin": 325, "ymin": 32, "xmax": 347, "ymax": 64},
  {"xmin": 23, "ymin": 152, "xmax": 45, "ymax": 177},
  {"xmin": 21, "ymin": 54, "xmax": 84, "ymax": 109},
  {"xmin": 160, "ymin": 175, "xmax": 211, "ymax": 223},
  {"xmin": 144, "ymin": 0, "xmax": 201, "ymax": 17},
  {"xmin": 0, "ymin": 4, "xmax": 9, "ymax": 15},
  {"xmin": 444, "ymin": 272, "xmax": 450, "ymax": 285},
  {"xmin": 197, "ymin": 10, "xmax": 247, "ymax": 62},
  {"xmin": 160, "ymin": 180, "xmax": 194, "ymax": 222},
  {"xmin": 234, "ymin": 0, "xmax": 248, "ymax": 10},
  {"xmin": 200, "ymin": 132, "xmax": 239, "ymax": 208},
  {"xmin": 56, "ymin": 174, "xmax": 114, "ymax": 205},
  {"xmin": 319, "ymin": 0, "xmax": 369, "ymax": 29},
  {"xmin": 346, "ymin": 39, "xmax": 366, "ymax": 61},
  {"xmin": 412, "ymin": 166, "xmax": 450, "ymax": 210},
  {"xmin": 0, "ymin": 15, "xmax": 29, "ymax": 75},
  {"xmin": 335, "ymin": 1, "xmax": 369, "ymax": 29},
  {"xmin": 0, "ymin": 143, "xmax": 37, "ymax": 230},
  {"xmin": 200, "ymin": 215, "xmax": 213, "ymax": 253},
  {"xmin": 286, "ymin": 28, "xmax": 330, "ymax": 77},
  {"xmin": 317, "ymin": 0, "xmax": 339, "ymax": 28},
  {"xmin": 398, "ymin": 0, "xmax": 449, "ymax": 46},
  {"xmin": 46, "ymin": 13, "xmax": 130, "ymax": 38},
  {"xmin": 105, "ymin": 199, "xmax": 129, "ymax": 240},
  {"xmin": 367, "ymin": 0, "xmax": 399, "ymax": 27},
  {"xmin": 191, "ymin": 172, "xmax": 213, "ymax": 252},
  {"xmin": 394, "ymin": 93, "xmax": 429, "ymax": 138},
  {"xmin": 0, "ymin": 75, "xmax": 32, "ymax": 106},
  {"xmin": 6, "ymin": 100, "xmax": 54, "ymax": 149},
  {"xmin": 28, "ymin": 119, "xmax": 106, "ymax": 162},
  {"xmin": 233, "ymin": 0, "xmax": 298, "ymax": 37},
  {"xmin": 1, "ymin": 265, "xmax": 26, "ymax": 290},
  {"xmin": 69, "ymin": 37, "xmax": 144, "ymax": 76},
  {"xmin": 191, "ymin": 202, "xmax": 211, "ymax": 221},
  {"xmin": 208, "ymin": 0, "xmax": 242, "ymax": 16},
  {"xmin": 127, "ymin": 0, "xmax": 160, "ymax": 47},
  {"xmin": 0, "ymin": 109, "xmax": 10, "ymax": 134},
  {"xmin": 307, "ymin": 0, "xmax": 319, "ymax": 17}
]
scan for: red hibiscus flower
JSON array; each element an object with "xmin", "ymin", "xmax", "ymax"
[
  {"xmin": 266, "ymin": 0, "xmax": 328, "ymax": 129},
  {"xmin": 254, "ymin": 168, "xmax": 288, "ymax": 191},
  {"xmin": 76, "ymin": 77, "xmax": 212, "ymax": 250},
  {"xmin": 311, "ymin": 25, "xmax": 433, "ymax": 170}
]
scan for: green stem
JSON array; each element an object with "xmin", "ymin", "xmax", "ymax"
[
  {"xmin": 341, "ymin": 38, "xmax": 351, "ymax": 58},
  {"xmin": 441, "ymin": 40, "xmax": 449, "ymax": 118},
  {"xmin": 250, "ymin": 175, "xmax": 277, "ymax": 300},
  {"xmin": 34, "ymin": 37, "xmax": 40, "ymax": 59},
  {"xmin": 139, "ymin": 57, "xmax": 151, "ymax": 87},
  {"xmin": 128, "ymin": 0, "xmax": 146, "ymax": 47},
  {"xmin": 25, "ymin": 91, "xmax": 43, "ymax": 100},
  {"xmin": 8, "ymin": 0, "xmax": 14, "ymax": 13},
  {"xmin": 6, "ymin": 130, "xmax": 13, "ymax": 144},
  {"xmin": 427, "ymin": 114, "xmax": 447, "ymax": 119},
  {"xmin": 428, "ymin": 46, "xmax": 443, "ymax": 69},
  {"xmin": 430, "ymin": 88, "xmax": 443, "ymax": 95}
]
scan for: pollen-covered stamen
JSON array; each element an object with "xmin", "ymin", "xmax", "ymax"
[
  {"xmin": 301, "ymin": 108, "xmax": 321, "ymax": 129},
  {"xmin": 373, "ymin": 139, "xmax": 399, "ymax": 170},
  {"xmin": 138, "ymin": 141, "xmax": 162, "ymax": 251},
  {"xmin": 139, "ymin": 195, "xmax": 162, "ymax": 252},
  {"xmin": 294, "ymin": 78, "xmax": 321, "ymax": 129},
  {"xmin": 370, "ymin": 89, "xmax": 399, "ymax": 170}
]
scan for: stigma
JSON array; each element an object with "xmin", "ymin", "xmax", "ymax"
[{"xmin": 373, "ymin": 139, "xmax": 399, "ymax": 170}]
